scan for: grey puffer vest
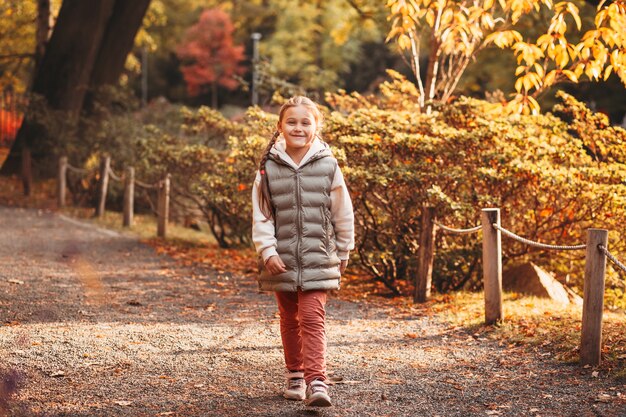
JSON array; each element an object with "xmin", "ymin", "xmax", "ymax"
[{"xmin": 259, "ymin": 147, "xmax": 341, "ymax": 292}]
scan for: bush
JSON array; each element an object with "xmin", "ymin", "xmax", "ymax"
[{"xmin": 322, "ymin": 80, "xmax": 625, "ymax": 299}]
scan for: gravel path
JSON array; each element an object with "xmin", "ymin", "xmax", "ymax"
[{"xmin": 0, "ymin": 206, "xmax": 624, "ymax": 417}]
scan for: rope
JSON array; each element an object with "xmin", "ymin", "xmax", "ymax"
[
  {"xmin": 434, "ymin": 221, "xmax": 481, "ymax": 235},
  {"xmin": 108, "ymin": 168, "xmax": 123, "ymax": 182},
  {"xmin": 135, "ymin": 179, "xmax": 160, "ymax": 190},
  {"xmin": 492, "ymin": 223, "xmax": 586, "ymax": 251},
  {"xmin": 66, "ymin": 164, "xmax": 89, "ymax": 174},
  {"xmin": 599, "ymin": 245, "xmax": 626, "ymax": 274}
]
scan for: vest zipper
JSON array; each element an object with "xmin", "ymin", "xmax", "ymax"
[{"xmin": 295, "ymin": 171, "xmax": 303, "ymax": 288}]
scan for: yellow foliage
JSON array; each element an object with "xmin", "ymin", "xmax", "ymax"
[{"xmin": 386, "ymin": 0, "xmax": 626, "ymax": 114}]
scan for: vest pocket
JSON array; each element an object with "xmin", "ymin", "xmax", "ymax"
[{"xmin": 320, "ymin": 206, "xmax": 331, "ymax": 255}]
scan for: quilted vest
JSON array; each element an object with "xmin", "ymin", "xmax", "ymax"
[{"xmin": 258, "ymin": 147, "xmax": 341, "ymax": 292}]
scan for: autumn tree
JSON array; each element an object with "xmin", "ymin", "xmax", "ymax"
[
  {"xmin": 386, "ymin": 0, "xmax": 626, "ymax": 113},
  {"xmin": 176, "ymin": 8, "xmax": 246, "ymax": 108}
]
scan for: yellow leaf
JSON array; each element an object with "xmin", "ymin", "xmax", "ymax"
[
  {"xmin": 544, "ymin": 70, "xmax": 557, "ymax": 86},
  {"xmin": 426, "ymin": 9, "xmax": 435, "ymax": 27},
  {"xmin": 571, "ymin": 9, "xmax": 581, "ymax": 30},
  {"xmin": 397, "ymin": 34, "xmax": 411, "ymax": 50},
  {"xmin": 595, "ymin": 9, "xmax": 607, "ymax": 27},
  {"xmin": 561, "ymin": 69, "xmax": 577, "ymax": 82},
  {"xmin": 574, "ymin": 64, "xmax": 584, "ymax": 77},
  {"xmin": 527, "ymin": 96, "xmax": 540, "ymax": 115},
  {"xmin": 481, "ymin": 13, "xmax": 495, "ymax": 30},
  {"xmin": 603, "ymin": 65, "xmax": 613, "ymax": 80},
  {"xmin": 537, "ymin": 33, "xmax": 553, "ymax": 49}
]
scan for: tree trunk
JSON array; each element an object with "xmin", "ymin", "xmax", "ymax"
[
  {"xmin": 87, "ymin": 0, "xmax": 152, "ymax": 103},
  {"xmin": 35, "ymin": 0, "xmax": 52, "ymax": 72},
  {"xmin": 80, "ymin": 0, "xmax": 152, "ymax": 139},
  {"xmin": 1, "ymin": 0, "xmax": 116, "ymax": 175},
  {"xmin": 211, "ymin": 82, "xmax": 218, "ymax": 109},
  {"xmin": 31, "ymin": 0, "xmax": 115, "ymax": 112}
]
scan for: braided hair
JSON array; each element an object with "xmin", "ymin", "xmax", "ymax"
[
  {"xmin": 258, "ymin": 130, "xmax": 280, "ymax": 219},
  {"xmin": 257, "ymin": 96, "xmax": 324, "ymax": 219}
]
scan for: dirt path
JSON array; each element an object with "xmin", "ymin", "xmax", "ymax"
[{"xmin": 0, "ymin": 206, "xmax": 623, "ymax": 417}]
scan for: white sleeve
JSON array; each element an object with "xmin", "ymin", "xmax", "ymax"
[
  {"xmin": 330, "ymin": 167, "xmax": 355, "ymax": 260},
  {"xmin": 251, "ymin": 171, "xmax": 279, "ymax": 262}
]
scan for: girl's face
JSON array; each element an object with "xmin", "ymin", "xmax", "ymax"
[{"xmin": 278, "ymin": 105, "xmax": 318, "ymax": 153}]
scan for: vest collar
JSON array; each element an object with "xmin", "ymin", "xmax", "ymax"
[{"xmin": 269, "ymin": 136, "xmax": 332, "ymax": 169}]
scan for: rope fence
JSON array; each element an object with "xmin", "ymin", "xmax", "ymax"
[
  {"xmin": 434, "ymin": 221, "xmax": 481, "ymax": 235},
  {"xmin": 492, "ymin": 223, "xmax": 586, "ymax": 251},
  {"xmin": 416, "ymin": 206, "xmax": 624, "ymax": 367},
  {"xmin": 66, "ymin": 164, "xmax": 90, "ymax": 174},
  {"xmin": 599, "ymin": 245, "xmax": 626, "ymax": 274},
  {"xmin": 135, "ymin": 179, "xmax": 160, "ymax": 190},
  {"xmin": 108, "ymin": 167, "xmax": 124, "ymax": 182},
  {"xmin": 57, "ymin": 155, "xmax": 170, "ymax": 238}
]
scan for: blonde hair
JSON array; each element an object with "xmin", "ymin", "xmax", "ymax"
[{"xmin": 257, "ymin": 96, "xmax": 324, "ymax": 219}]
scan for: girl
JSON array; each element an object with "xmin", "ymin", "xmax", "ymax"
[{"xmin": 252, "ymin": 96, "xmax": 354, "ymax": 407}]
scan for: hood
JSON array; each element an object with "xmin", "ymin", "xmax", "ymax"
[{"xmin": 268, "ymin": 136, "xmax": 333, "ymax": 169}]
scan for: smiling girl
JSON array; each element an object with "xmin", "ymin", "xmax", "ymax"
[{"xmin": 252, "ymin": 96, "xmax": 354, "ymax": 407}]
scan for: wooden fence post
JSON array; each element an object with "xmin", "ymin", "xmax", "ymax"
[
  {"xmin": 57, "ymin": 156, "xmax": 68, "ymax": 207},
  {"xmin": 580, "ymin": 228, "xmax": 608, "ymax": 366},
  {"xmin": 22, "ymin": 146, "xmax": 32, "ymax": 197},
  {"xmin": 157, "ymin": 173, "xmax": 170, "ymax": 238},
  {"xmin": 96, "ymin": 155, "xmax": 110, "ymax": 217},
  {"xmin": 415, "ymin": 206, "xmax": 437, "ymax": 303},
  {"xmin": 123, "ymin": 166, "xmax": 134, "ymax": 227},
  {"xmin": 481, "ymin": 208, "xmax": 502, "ymax": 325}
]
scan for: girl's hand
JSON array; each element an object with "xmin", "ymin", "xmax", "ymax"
[
  {"xmin": 340, "ymin": 259, "xmax": 348, "ymax": 274},
  {"xmin": 265, "ymin": 255, "xmax": 287, "ymax": 275}
]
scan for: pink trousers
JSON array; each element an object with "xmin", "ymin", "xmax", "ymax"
[{"xmin": 274, "ymin": 289, "xmax": 328, "ymax": 384}]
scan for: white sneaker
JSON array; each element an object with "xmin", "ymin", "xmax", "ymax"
[
  {"xmin": 305, "ymin": 379, "xmax": 332, "ymax": 407},
  {"xmin": 283, "ymin": 371, "xmax": 306, "ymax": 401}
]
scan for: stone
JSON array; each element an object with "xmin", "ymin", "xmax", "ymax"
[{"xmin": 503, "ymin": 262, "xmax": 583, "ymax": 305}]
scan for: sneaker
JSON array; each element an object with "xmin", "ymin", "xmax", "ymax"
[
  {"xmin": 305, "ymin": 379, "xmax": 332, "ymax": 407},
  {"xmin": 283, "ymin": 371, "xmax": 306, "ymax": 401}
]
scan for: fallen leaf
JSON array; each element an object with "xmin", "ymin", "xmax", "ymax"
[
  {"xmin": 50, "ymin": 371, "xmax": 65, "ymax": 377},
  {"xmin": 114, "ymin": 400, "xmax": 132, "ymax": 406},
  {"xmin": 592, "ymin": 371, "xmax": 599, "ymax": 378},
  {"xmin": 332, "ymin": 380, "xmax": 361, "ymax": 385},
  {"xmin": 7, "ymin": 279, "xmax": 24, "ymax": 285},
  {"xmin": 595, "ymin": 394, "xmax": 612, "ymax": 403}
]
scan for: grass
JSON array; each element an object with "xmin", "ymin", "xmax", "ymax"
[
  {"xmin": 429, "ymin": 291, "xmax": 626, "ymax": 377},
  {"xmin": 0, "ymin": 174, "xmax": 215, "ymax": 245}
]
